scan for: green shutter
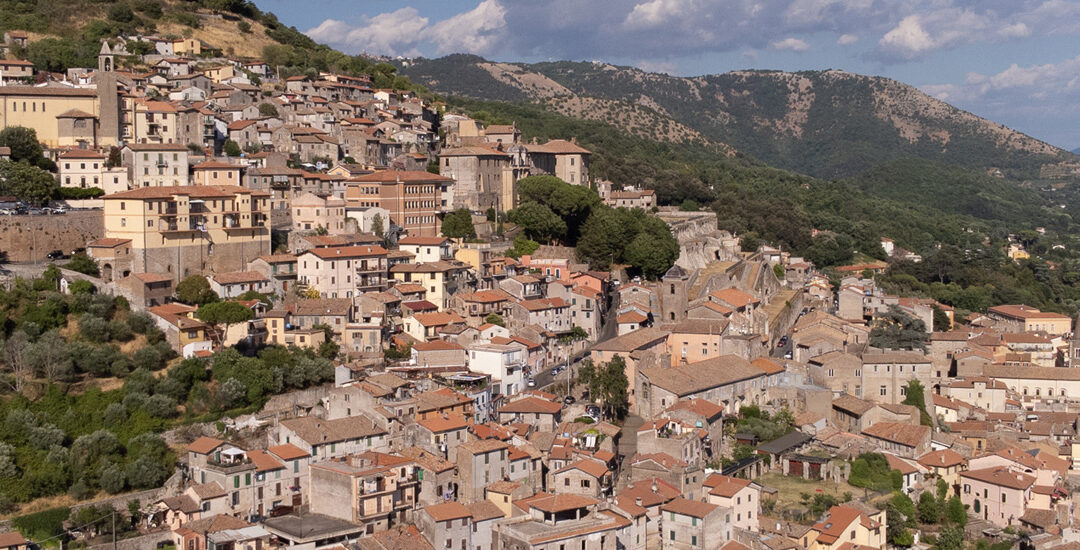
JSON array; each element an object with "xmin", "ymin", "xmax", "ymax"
[{"xmin": 234, "ymin": 476, "xmax": 239, "ymax": 488}]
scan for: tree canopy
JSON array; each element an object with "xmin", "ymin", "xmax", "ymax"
[
  {"xmin": 869, "ymin": 306, "xmax": 929, "ymax": 351},
  {"xmin": 176, "ymin": 276, "xmax": 219, "ymax": 306},
  {"xmin": 441, "ymin": 208, "xmax": 476, "ymax": 239}
]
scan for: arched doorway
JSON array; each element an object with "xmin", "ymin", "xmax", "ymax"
[{"xmin": 101, "ymin": 263, "xmax": 113, "ymax": 282}]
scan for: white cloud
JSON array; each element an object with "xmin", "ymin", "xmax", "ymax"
[
  {"xmin": 305, "ymin": 1, "xmax": 508, "ymax": 56},
  {"xmin": 429, "ymin": 0, "xmax": 508, "ymax": 55},
  {"xmin": 837, "ymin": 33, "xmax": 858, "ymax": 45},
  {"xmin": 772, "ymin": 37, "xmax": 810, "ymax": 51},
  {"xmin": 623, "ymin": 0, "xmax": 695, "ymax": 29},
  {"xmin": 306, "ymin": 7, "xmax": 429, "ymax": 56},
  {"xmin": 997, "ymin": 22, "xmax": 1030, "ymax": 39},
  {"xmin": 878, "ymin": 15, "xmax": 934, "ymax": 59}
]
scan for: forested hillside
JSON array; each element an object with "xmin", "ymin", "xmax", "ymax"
[{"xmin": 403, "ymin": 56, "xmax": 1071, "ymax": 179}]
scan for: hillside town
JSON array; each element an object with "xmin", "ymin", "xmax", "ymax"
[{"xmin": 0, "ymin": 27, "xmax": 1078, "ymax": 550}]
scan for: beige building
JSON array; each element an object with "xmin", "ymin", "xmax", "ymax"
[
  {"xmin": 131, "ymin": 100, "xmax": 181, "ymax": 144},
  {"xmin": 59, "ymin": 149, "xmax": 128, "ymax": 191},
  {"xmin": 456, "ymin": 439, "xmax": 509, "ymax": 503},
  {"xmin": 659, "ymin": 498, "xmax": 730, "ymax": 550},
  {"xmin": 986, "ymin": 305, "xmax": 1072, "ymax": 335},
  {"xmin": 960, "ymin": 467, "xmax": 1035, "ymax": 527},
  {"xmin": 101, "ymin": 185, "xmax": 270, "ymax": 283},
  {"xmin": 122, "ymin": 143, "xmax": 190, "ymax": 188},
  {"xmin": 291, "ymin": 192, "xmax": 347, "ymax": 233},
  {"xmin": 309, "ymin": 452, "xmax": 419, "ymax": 532},
  {"xmin": 297, "ymin": 244, "xmax": 388, "ymax": 298},
  {"xmin": 192, "ymin": 161, "xmax": 244, "ymax": 186},
  {"xmin": 703, "ymin": 474, "xmax": 760, "ymax": 532},
  {"xmin": 528, "ymin": 139, "xmax": 591, "ymax": 185},
  {"xmin": 0, "ymin": 86, "xmax": 119, "ymax": 148},
  {"xmin": 805, "ymin": 505, "xmax": 885, "ymax": 550},
  {"xmin": 439, "ymin": 146, "xmax": 511, "ymax": 211}
]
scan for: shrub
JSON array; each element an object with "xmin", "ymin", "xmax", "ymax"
[
  {"xmin": 12, "ymin": 507, "xmax": 70, "ymax": 541},
  {"xmin": 108, "ymin": 320, "xmax": 134, "ymax": 342},
  {"xmin": 80, "ymin": 314, "xmax": 110, "ymax": 343},
  {"xmin": 127, "ymin": 312, "xmax": 153, "ymax": 333},
  {"xmin": 99, "ymin": 463, "xmax": 126, "ymax": 494}
]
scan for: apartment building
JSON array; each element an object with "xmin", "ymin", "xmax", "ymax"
[
  {"xmin": 527, "ymin": 139, "xmax": 591, "ymax": 185},
  {"xmin": 101, "ymin": 185, "xmax": 270, "ymax": 283},
  {"xmin": 192, "ymin": 161, "xmax": 244, "ymax": 186},
  {"xmin": 456, "ymin": 439, "xmax": 509, "ymax": 503},
  {"xmin": 291, "ymin": 192, "xmax": 347, "ymax": 233},
  {"xmin": 121, "ymin": 143, "xmax": 190, "ymax": 188},
  {"xmin": 659, "ymin": 498, "xmax": 729, "ymax": 550},
  {"xmin": 345, "ymin": 170, "xmax": 454, "ymax": 237},
  {"xmin": 58, "ymin": 150, "xmax": 126, "ymax": 192},
  {"xmin": 297, "ymin": 245, "xmax": 388, "ymax": 298},
  {"xmin": 309, "ymin": 452, "xmax": 420, "ymax": 532}
]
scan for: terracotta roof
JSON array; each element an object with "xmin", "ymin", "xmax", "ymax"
[
  {"xmin": 0, "ymin": 532, "xmax": 28, "ymax": 547},
  {"xmin": 661, "ymin": 497, "xmax": 719, "ymax": 519},
  {"xmin": 424, "ymin": 501, "xmax": 472, "ymax": 522},
  {"xmin": 665, "ymin": 398, "xmax": 723, "ymax": 420},
  {"xmin": 861, "ymin": 422, "xmax": 930, "ymax": 448},
  {"xmin": 466, "ymin": 500, "xmax": 505, "ymax": 522},
  {"xmin": 486, "ymin": 480, "xmax": 521, "ymax": 495},
  {"xmin": 289, "ymin": 298, "xmax": 352, "ymax": 317},
  {"xmin": 59, "ymin": 150, "xmax": 107, "ymax": 159},
  {"xmin": 188, "ymin": 436, "xmax": 225, "ymax": 454},
  {"xmin": 267, "ymin": 443, "xmax": 310, "ymax": 461},
  {"xmin": 88, "ymin": 238, "xmax": 132, "ymax": 248},
  {"xmin": 832, "ymin": 394, "xmax": 875, "ymax": 416},
  {"xmin": 960, "ymin": 467, "xmax": 1035, "ymax": 490},
  {"xmin": 528, "ymin": 139, "xmax": 591, "ymax": 155},
  {"xmin": 629, "ymin": 452, "xmax": 688, "ymax": 470},
  {"xmin": 459, "ymin": 438, "xmax": 509, "ymax": 455},
  {"xmin": 500, "ymin": 396, "xmax": 563, "ymax": 415},
  {"xmin": 640, "ymin": 355, "xmax": 764, "ymax": 396},
  {"xmin": 211, "ymin": 271, "xmax": 268, "ymax": 285},
  {"xmin": 347, "ymin": 170, "xmax": 453, "ymax": 183},
  {"xmin": 752, "ymin": 357, "xmax": 786, "ymax": 375},
  {"xmin": 527, "ymin": 493, "xmax": 598, "ymax": 513},
  {"xmin": 303, "ymin": 245, "xmax": 387, "ymax": 259},
  {"xmin": 399, "ymin": 236, "xmax": 451, "ymax": 246},
  {"xmin": 278, "ymin": 415, "xmax": 386, "ymax": 446},
  {"xmin": 617, "ymin": 311, "xmax": 648, "ymax": 324},
  {"xmin": 412, "ymin": 340, "xmax": 464, "ymax": 352},
  {"xmin": 555, "ymin": 459, "xmax": 609, "ymax": 479},
  {"xmin": 812, "ymin": 506, "xmax": 869, "ymax": 544},
  {"xmin": 883, "ymin": 453, "xmax": 920, "ymax": 475},
  {"xmin": 193, "ymin": 161, "xmax": 243, "ymax": 170},
  {"xmin": 988, "ymin": 304, "xmax": 1070, "ymax": 320},
  {"xmin": 710, "ymin": 288, "xmax": 758, "ymax": 309},
  {"xmin": 412, "ymin": 311, "xmax": 465, "ymax": 327},
  {"xmin": 132, "ymin": 272, "xmax": 172, "ymax": 283},
  {"xmin": 460, "ymin": 289, "xmax": 512, "ymax": 303},
  {"xmin": 105, "ymin": 185, "xmax": 265, "ymax": 199},
  {"xmin": 257, "ymin": 254, "xmax": 296, "ymax": 264},
  {"xmin": 417, "ymin": 413, "xmax": 469, "ymax": 433},
  {"xmin": 703, "ymin": 474, "xmax": 752, "ymax": 497},
  {"xmin": 247, "ymin": 449, "xmax": 284, "ymax": 472},
  {"xmin": 189, "ymin": 482, "xmax": 227, "ymax": 500}
]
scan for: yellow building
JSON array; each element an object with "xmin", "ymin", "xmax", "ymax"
[
  {"xmin": 0, "ymin": 86, "xmax": 119, "ymax": 148},
  {"xmin": 102, "ymin": 185, "xmax": 270, "ymax": 284},
  {"xmin": 172, "ymin": 39, "xmax": 201, "ymax": 56},
  {"xmin": 805, "ymin": 505, "xmax": 886, "ymax": 550}
]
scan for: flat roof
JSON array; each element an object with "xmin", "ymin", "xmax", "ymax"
[{"xmin": 262, "ymin": 513, "xmax": 364, "ymax": 543}]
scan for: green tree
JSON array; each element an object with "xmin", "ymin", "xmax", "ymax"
[
  {"xmin": 623, "ymin": 231, "xmax": 678, "ymax": 280},
  {"xmin": 176, "ymin": 275, "xmax": 219, "ymax": 305},
  {"xmin": 918, "ymin": 491, "xmax": 941, "ymax": 524},
  {"xmin": 946, "ymin": 496, "xmax": 967, "ymax": 526},
  {"xmin": 937, "ymin": 526, "xmax": 964, "ymax": 550},
  {"xmin": 902, "ymin": 379, "xmax": 933, "ymax": 426},
  {"xmin": 197, "ymin": 301, "xmax": 255, "ymax": 347},
  {"xmin": 870, "ymin": 305, "xmax": 929, "ymax": 351},
  {"xmin": 0, "ymin": 127, "xmax": 51, "ymax": 169},
  {"xmin": 886, "ymin": 503, "xmax": 915, "ymax": 547},
  {"xmin": 891, "ymin": 492, "xmax": 917, "ymax": 522},
  {"xmin": 0, "ymin": 160, "xmax": 57, "ymax": 202},
  {"xmin": 484, "ymin": 313, "xmax": 505, "ymax": 327},
  {"xmin": 238, "ymin": 21, "xmax": 252, "ymax": 33},
  {"xmin": 442, "ymin": 208, "xmax": 476, "ymax": 239},
  {"xmin": 932, "ymin": 304, "xmax": 951, "ymax": 331},
  {"xmin": 258, "ymin": 103, "xmax": 278, "ymax": 117},
  {"xmin": 223, "ymin": 139, "xmax": 242, "ymax": 157},
  {"xmin": 65, "ymin": 254, "xmax": 101, "ymax": 277},
  {"xmin": 508, "ymin": 202, "xmax": 566, "ymax": 243},
  {"xmin": 679, "ymin": 199, "xmax": 700, "ymax": 212},
  {"xmin": 371, "ymin": 214, "xmax": 384, "ymax": 238}
]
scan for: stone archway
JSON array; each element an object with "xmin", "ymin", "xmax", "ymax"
[{"xmin": 101, "ymin": 263, "xmax": 113, "ymax": 282}]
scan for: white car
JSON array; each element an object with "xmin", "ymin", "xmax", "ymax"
[{"xmin": 527, "ymin": 378, "xmax": 536, "ymax": 387}]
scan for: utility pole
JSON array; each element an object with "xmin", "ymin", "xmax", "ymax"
[{"xmin": 112, "ymin": 509, "xmax": 117, "ymax": 550}]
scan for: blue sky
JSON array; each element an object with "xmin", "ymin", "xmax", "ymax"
[{"xmin": 257, "ymin": 0, "xmax": 1080, "ymax": 149}]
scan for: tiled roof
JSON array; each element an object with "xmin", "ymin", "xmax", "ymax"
[
  {"xmin": 703, "ymin": 473, "xmax": 752, "ymax": 497},
  {"xmin": 861, "ymin": 422, "xmax": 930, "ymax": 448},
  {"xmin": 187, "ymin": 436, "xmax": 225, "ymax": 454},
  {"xmin": 278, "ymin": 415, "xmax": 386, "ymax": 445},
  {"xmin": 347, "ymin": 170, "xmax": 453, "ymax": 183},
  {"xmin": 640, "ymin": 355, "xmax": 765, "ymax": 396},
  {"xmin": 424, "ymin": 501, "xmax": 472, "ymax": 522},
  {"xmin": 303, "ymin": 245, "xmax": 387, "ymax": 259},
  {"xmin": 660, "ymin": 497, "xmax": 718, "ymax": 519},
  {"xmin": 499, "ymin": 396, "xmax": 562, "ymax": 415},
  {"xmin": 211, "ymin": 271, "xmax": 268, "ymax": 285},
  {"xmin": 960, "ymin": 467, "xmax": 1035, "ymax": 490}
]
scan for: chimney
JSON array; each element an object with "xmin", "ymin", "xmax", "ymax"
[{"xmin": 635, "ymin": 497, "xmax": 643, "ymax": 506}]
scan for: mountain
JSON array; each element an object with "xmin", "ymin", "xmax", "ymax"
[
  {"xmin": 401, "ymin": 55, "xmax": 1067, "ymax": 179},
  {"xmin": 1073, "ymin": 147, "xmax": 1080, "ymax": 155}
]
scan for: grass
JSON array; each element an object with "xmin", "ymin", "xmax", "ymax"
[{"xmin": 756, "ymin": 472, "xmax": 862, "ymax": 510}]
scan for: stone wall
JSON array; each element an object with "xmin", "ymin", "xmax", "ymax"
[{"xmin": 0, "ymin": 210, "xmax": 103, "ymax": 263}]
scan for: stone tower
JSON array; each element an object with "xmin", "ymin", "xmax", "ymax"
[
  {"xmin": 660, "ymin": 264, "xmax": 689, "ymax": 323},
  {"xmin": 98, "ymin": 41, "xmax": 114, "ymax": 73}
]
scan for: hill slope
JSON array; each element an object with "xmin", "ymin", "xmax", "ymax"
[{"xmin": 402, "ymin": 56, "xmax": 1067, "ymax": 179}]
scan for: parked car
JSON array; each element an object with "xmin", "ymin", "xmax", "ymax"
[
  {"xmin": 50, "ymin": 206, "xmax": 66, "ymax": 215},
  {"xmin": 563, "ymin": 395, "xmax": 576, "ymax": 405},
  {"xmin": 783, "ymin": 351, "xmax": 793, "ymax": 360},
  {"xmin": 585, "ymin": 404, "xmax": 601, "ymax": 418},
  {"xmin": 527, "ymin": 378, "xmax": 536, "ymax": 388},
  {"xmin": 28, "ymin": 208, "xmax": 45, "ymax": 216}
]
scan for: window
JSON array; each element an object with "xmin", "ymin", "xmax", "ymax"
[
  {"xmin": 692, "ymin": 536, "xmax": 698, "ymax": 546},
  {"xmin": 670, "ymin": 531, "xmax": 675, "ymax": 541},
  {"xmin": 880, "ymin": 386, "xmax": 887, "ymax": 396},
  {"xmin": 1001, "ymin": 494, "xmax": 1007, "ymax": 503}
]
